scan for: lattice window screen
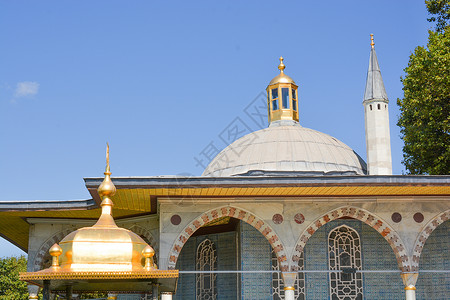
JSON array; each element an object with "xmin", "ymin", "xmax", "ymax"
[
  {"xmin": 196, "ymin": 239, "xmax": 217, "ymax": 300},
  {"xmin": 271, "ymin": 249, "xmax": 305, "ymax": 300},
  {"xmin": 328, "ymin": 225, "xmax": 363, "ymax": 300}
]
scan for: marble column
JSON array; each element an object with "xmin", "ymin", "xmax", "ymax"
[
  {"xmin": 42, "ymin": 280, "xmax": 50, "ymax": 300},
  {"xmin": 65, "ymin": 285, "xmax": 73, "ymax": 300},
  {"xmin": 161, "ymin": 292, "xmax": 173, "ymax": 300},
  {"xmin": 282, "ymin": 272, "xmax": 297, "ymax": 300},
  {"xmin": 401, "ymin": 273, "xmax": 419, "ymax": 300}
]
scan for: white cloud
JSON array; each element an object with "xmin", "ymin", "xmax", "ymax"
[{"xmin": 14, "ymin": 81, "xmax": 39, "ymax": 98}]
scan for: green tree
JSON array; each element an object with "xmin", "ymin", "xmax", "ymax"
[
  {"xmin": 426, "ymin": 0, "xmax": 450, "ymax": 32},
  {"xmin": 397, "ymin": 27, "xmax": 450, "ymax": 174},
  {"xmin": 0, "ymin": 256, "xmax": 29, "ymax": 300}
]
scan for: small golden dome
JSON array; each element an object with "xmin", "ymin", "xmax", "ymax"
[
  {"xmin": 142, "ymin": 245, "xmax": 155, "ymax": 258},
  {"xmin": 268, "ymin": 57, "xmax": 296, "ymax": 85},
  {"xmin": 49, "ymin": 243, "xmax": 62, "ymax": 257}
]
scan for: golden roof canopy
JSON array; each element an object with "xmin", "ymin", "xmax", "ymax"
[
  {"xmin": 58, "ymin": 144, "xmax": 149, "ymax": 272},
  {"xmin": 20, "ymin": 145, "xmax": 178, "ymax": 293}
]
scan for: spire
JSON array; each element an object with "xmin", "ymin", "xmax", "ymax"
[{"xmin": 363, "ymin": 34, "xmax": 388, "ymax": 102}]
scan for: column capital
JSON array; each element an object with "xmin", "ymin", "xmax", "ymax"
[
  {"xmin": 401, "ymin": 272, "xmax": 419, "ymax": 287},
  {"xmin": 281, "ymin": 271, "xmax": 297, "ymax": 287},
  {"xmin": 107, "ymin": 293, "xmax": 117, "ymax": 300},
  {"xmin": 28, "ymin": 284, "xmax": 40, "ymax": 300}
]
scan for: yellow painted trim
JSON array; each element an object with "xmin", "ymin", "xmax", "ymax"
[{"xmin": 284, "ymin": 286, "xmax": 295, "ymax": 291}]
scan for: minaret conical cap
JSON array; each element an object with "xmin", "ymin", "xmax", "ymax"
[{"xmin": 363, "ymin": 34, "xmax": 388, "ymax": 102}]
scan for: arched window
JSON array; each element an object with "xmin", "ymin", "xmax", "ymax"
[
  {"xmin": 271, "ymin": 249, "xmax": 305, "ymax": 300},
  {"xmin": 328, "ymin": 225, "xmax": 363, "ymax": 300},
  {"xmin": 196, "ymin": 239, "xmax": 217, "ymax": 300}
]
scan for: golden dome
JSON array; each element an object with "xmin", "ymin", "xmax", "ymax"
[
  {"xmin": 268, "ymin": 57, "xmax": 296, "ymax": 85},
  {"xmin": 57, "ymin": 145, "xmax": 151, "ymax": 272}
]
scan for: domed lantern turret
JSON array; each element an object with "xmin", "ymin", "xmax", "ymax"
[{"xmin": 266, "ymin": 57, "xmax": 299, "ymax": 123}]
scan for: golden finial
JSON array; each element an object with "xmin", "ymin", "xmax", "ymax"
[
  {"xmin": 97, "ymin": 143, "xmax": 116, "ymax": 198},
  {"xmin": 49, "ymin": 243, "xmax": 62, "ymax": 268},
  {"xmin": 142, "ymin": 245, "xmax": 157, "ymax": 270},
  {"xmin": 370, "ymin": 34, "xmax": 375, "ymax": 49},
  {"xmin": 278, "ymin": 56, "xmax": 285, "ymax": 73}
]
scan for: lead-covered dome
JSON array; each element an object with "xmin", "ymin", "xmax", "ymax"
[{"xmin": 202, "ymin": 121, "xmax": 367, "ymax": 177}]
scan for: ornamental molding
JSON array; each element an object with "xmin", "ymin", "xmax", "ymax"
[
  {"xmin": 411, "ymin": 209, "xmax": 449, "ymax": 272},
  {"xmin": 291, "ymin": 205, "xmax": 411, "ymax": 272},
  {"xmin": 167, "ymin": 205, "xmax": 288, "ymax": 271}
]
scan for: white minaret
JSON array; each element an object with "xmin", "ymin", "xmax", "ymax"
[{"xmin": 363, "ymin": 34, "xmax": 392, "ymax": 175}]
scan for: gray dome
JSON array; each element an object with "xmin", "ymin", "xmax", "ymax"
[{"xmin": 202, "ymin": 121, "xmax": 367, "ymax": 177}]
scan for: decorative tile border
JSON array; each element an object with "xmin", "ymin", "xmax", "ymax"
[
  {"xmin": 167, "ymin": 206, "xmax": 288, "ymax": 271},
  {"xmin": 411, "ymin": 210, "xmax": 449, "ymax": 272},
  {"xmin": 290, "ymin": 206, "xmax": 411, "ymax": 272}
]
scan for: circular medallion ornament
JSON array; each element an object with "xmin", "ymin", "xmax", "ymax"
[
  {"xmin": 294, "ymin": 213, "xmax": 305, "ymax": 224},
  {"xmin": 413, "ymin": 213, "xmax": 424, "ymax": 223},
  {"xmin": 272, "ymin": 214, "xmax": 283, "ymax": 224},
  {"xmin": 391, "ymin": 212, "xmax": 402, "ymax": 223},
  {"xmin": 171, "ymin": 214, "xmax": 181, "ymax": 225}
]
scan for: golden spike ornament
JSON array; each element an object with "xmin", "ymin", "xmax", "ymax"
[
  {"xmin": 97, "ymin": 143, "xmax": 116, "ymax": 199},
  {"xmin": 370, "ymin": 34, "xmax": 375, "ymax": 49}
]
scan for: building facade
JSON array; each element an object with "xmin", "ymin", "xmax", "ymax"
[{"xmin": 0, "ymin": 38, "xmax": 448, "ymax": 300}]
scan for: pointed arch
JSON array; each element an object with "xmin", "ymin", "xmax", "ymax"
[
  {"xmin": 411, "ymin": 210, "xmax": 450, "ymax": 272},
  {"xmin": 167, "ymin": 206, "xmax": 288, "ymax": 271},
  {"xmin": 291, "ymin": 206, "xmax": 410, "ymax": 272}
]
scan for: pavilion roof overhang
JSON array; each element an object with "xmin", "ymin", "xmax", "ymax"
[
  {"xmin": 84, "ymin": 175, "xmax": 450, "ymax": 209},
  {"xmin": 0, "ymin": 175, "xmax": 449, "ymax": 252}
]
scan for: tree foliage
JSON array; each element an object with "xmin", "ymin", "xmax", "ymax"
[
  {"xmin": 0, "ymin": 256, "xmax": 29, "ymax": 300},
  {"xmin": 426, "ymin": 0, "xmax": 450, "ymax": 32},
  {"xmin": 397, "ymin": 27, "xmax": 450, "ymax": 174}
]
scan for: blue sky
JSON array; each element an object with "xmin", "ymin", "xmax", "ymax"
[{"xmin": 0, "ymin": 1, "xmax": 433, "ymax": 257}]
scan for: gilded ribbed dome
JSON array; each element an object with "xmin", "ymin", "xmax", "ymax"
[{"xmin": 202, "ymin": 121, "xmax": 367, "ymax": 177}]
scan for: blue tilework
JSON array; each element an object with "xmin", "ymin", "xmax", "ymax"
[
  {"xmin": 304, "ymin": 222, "xmax": 329, "ymax": 300},
  {"xmin": 360, "ymin": 222, "xmax": 404, "ymax": 299},
  {"xmin": 304, "ymin": 220, "xmax": 404, "ymax": 299},
  {"xmin": 240, "ymin": 222, "xmax": 272, "ymax": 300},
  {"xmin": 416, "ymin": 220, "xmax": 449, "ymax": 300}
]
